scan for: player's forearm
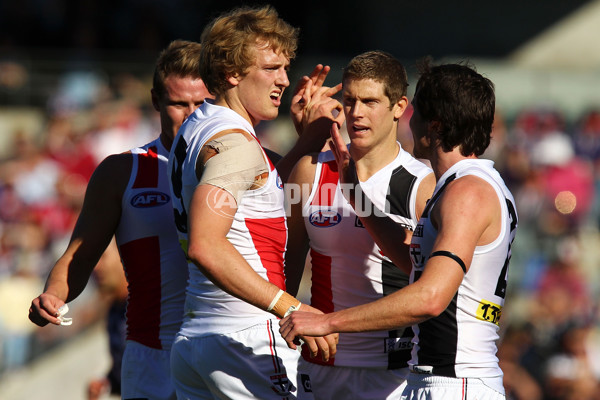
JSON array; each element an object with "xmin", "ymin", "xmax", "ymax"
[
  {"xmin": 188, "ymin": 237, "xmax": 289, "ymax": 314},
  {"xmin": 327, "ymin": 283, "xmax": 439, "ymax": 334},
  {"xmin": 44, "ymin": 257, "xmax": 92, "ymax": 303},
  {"xmin": 357, "ymin": 213, "xmax": 413, "ymax": 275},
  {"xmin": 347, "ymin": 190, "xmax": 413, "ymax": 274},
  {"xmin": 45, "ymin": 237, "xmax": 104, "ymax": 302}
]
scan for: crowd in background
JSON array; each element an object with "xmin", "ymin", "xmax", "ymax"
[{"xmin": 0, "ymin": 66, "xmax": 600, "ymax": 400}]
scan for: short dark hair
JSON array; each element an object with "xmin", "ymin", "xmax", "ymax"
[
  {"xmin": 413, "ymin": 59, "xmax": 495, "ymax": 157},
  {"xmin": 153, "ymin": 40, "xmax": 204, "ymax": 98},
  {"xmin": 342, "ymin": 50, "xmax": 408, "ymax": 108},
  {"xmin": 199, "ymin": 5, "xmax": 299, "ymax": 96}
]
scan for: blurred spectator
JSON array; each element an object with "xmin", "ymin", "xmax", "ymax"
[
  {"xmin": 497, "ymin": 324, "xmax": 543, "ymax": 400},
  {"xmin": 530, "ymin": 131, "xmax": 594, "ymax": 226},
  {"xmin": 510, "ymin": 107, "xmax": 566, "ymax": 152},
  {"xmin": 537, "ymin": 236, "xmax": 593, "ymax": 323},
  {"xmin": 0, "ymin": 131, "xmax": 62, "ymax": 207},
  {"xmin": 84, "ymin": 99, "xmax": 154, "ymax": 164},
  {"xmin": 0, "ymin": 266, "xmax": 43, "ymax": 373},
  {"xmin": 544, "ymin": 323, "xmax": 600, "ymax": 400},
  {"xmin": 526, "ymin": 236, "xmax": 592, "ymax": 351},
  {"xmin": 573, "ymin": 109, "xmax": 600, "ymax": 162}
]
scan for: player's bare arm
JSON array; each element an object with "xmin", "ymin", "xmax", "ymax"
[
  {"xmin": 188, "ymin": 132, "xmax": 338, "ymax": 360},
  {"xmin": 430, "ymin": 174, "xmax": 501, "ymax": 269},
  {"xmin": 279, "ymin": 172, "xmax": 500, "ymax": 348},
  {"xmin": 29, "ymin": 153, "xmax": 131, "ymax": 326},
  {"xmin": 280, "ymin": 244, "xmax": 466, "ymax": 348},
  {"xmin": 328, "ymin": 122, "xmax": 434, "ymax": 274}
]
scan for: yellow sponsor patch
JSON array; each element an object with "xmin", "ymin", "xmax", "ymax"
[{"xmin": 476, "ymin": 299, "xmax": 502, "ymax": 325}]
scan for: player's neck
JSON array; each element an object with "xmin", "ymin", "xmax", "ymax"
[
  {"xmin": 351, "ymin": 140, "xmax": 399, "ymax": 182},
  {"xmin": 215, "ymin": 93, "xmax": 259, "ymax": 127},
  {"xmin": 432, "ymin": 147, "xmax": 477, "ymax": 180},
  {"xmin": 159, "ymin": 132, "xmax": 173, "ymax": 151}
]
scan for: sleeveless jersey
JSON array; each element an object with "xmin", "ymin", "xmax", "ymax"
[
  {"xmin": 168, "ymin": 102, "xmax": 287, "ymax": 336},
  {"xmin": 114, "ymin": 138, "xmax": 189, "ymax": 350},
  {"xmin": 303, "ymin": 147, "xmax": 432, "ymax": 368},
  {"xmin": 409, "ymin": 158, "xmax": 518, "ymax": 378}
]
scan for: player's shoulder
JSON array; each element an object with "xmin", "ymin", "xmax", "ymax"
[
  {"xmin": 89, "ymin": 152, "xmax": 133, "ymax": 193},
  {"xmin": 444, "ymin": 174, "xmax": 498, "ymax": 212},
  {"xmin": 288, "ymin": 152, "xmax": 320, "ymax": 185},
  {"xmin": 96, "ymin": 152, "xmax": 133, "ymax": 174}
]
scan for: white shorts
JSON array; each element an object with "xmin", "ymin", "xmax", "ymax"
[
  {"xmin": 170, "ymin": 320, "xmax": 314, "ymax": 399},
  {"xmin": 121, "ymin": 340, "xmax": 176, "ymax": 400},
  {"xmin": 299, "ymin": 358, "xmax": 408, "ymax": 400},
  {"xmin": 402, "ymin": 373, "xmax": 505, "ymax": 400}
]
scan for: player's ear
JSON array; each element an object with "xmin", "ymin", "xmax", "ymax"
[
  {"xmin": 393, "ymin": 96, "xmax": 409, "ymax": 121},
  {"xmin": 227, "ymin": 73, "xmax": 241, "ymax": 87}
]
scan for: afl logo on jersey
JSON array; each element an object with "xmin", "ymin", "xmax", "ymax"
[
  {"xmin": 309, "ymin": 210, "xmax": 341, "ymax": 227},
  {"xmin": 131, "ymin": 191, "xmax": 170, "ymax": 208}
]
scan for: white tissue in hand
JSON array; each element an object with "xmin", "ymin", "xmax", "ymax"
[{"xmin": 57, "ymin": 304, "xmax": 73, "ymax": 326}]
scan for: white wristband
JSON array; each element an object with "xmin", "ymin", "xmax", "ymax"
[
  {"xmin": 267, "ymin": 289, "xmax": 284, "ymax": 312},
  {"xmin": 283, "ymin": 302, "xmax": 301, "ymax": 318}
]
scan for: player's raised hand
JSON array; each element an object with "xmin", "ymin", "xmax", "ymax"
[
  {"xmin": 290, "ymin": 64, "xmax": 342, "ymax": 135},
  {"xmin": 329, "ymin": 122, "xmax": 360, "ymax": 204}
]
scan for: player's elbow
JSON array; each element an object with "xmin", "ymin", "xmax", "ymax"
[
  {"xmin": 418, "ymin": 288, "xmax": 451, "ymax": 319},
  {"xmin": 186, "ymin": 239, "xmax": 215, "ymax": 268}
]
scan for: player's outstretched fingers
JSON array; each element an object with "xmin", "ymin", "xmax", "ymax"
[{"xmin": 312, "ymin": 64, "xmax": 330, "ymax": 89}]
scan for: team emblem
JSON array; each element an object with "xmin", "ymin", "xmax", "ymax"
[
  {"xmin": 270, "ymin": 373, "xmax": 295, "ymax": 396},
  {"xmin": 309, "ymin": 210, "xmax": 341, "ymax": 227},
  {"xmin": 131, "ymin": 191, "xmax": 170, "ymax": 208},
  {"xmin": 300, "ymin": 374, "xmax": 312, "ymax": 392}
]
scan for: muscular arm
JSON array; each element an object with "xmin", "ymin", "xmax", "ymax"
[
  {"xmin": 186, "ymin": 185, "xmax": 282, "ymax": 309},
  {"xmin": 280, "ymin": 174, "xmax": 499, "ymax": 345},
  {"xmin": 190, "ymin": 134, "xmax": 338, "ymax": 359},
  {"xmin": 328, "ymin": 123, "xmax": 435, "ymax": 274},
  {"xmin": 352, "ymin": 173, "xmax": 435, "ymax": 275},
  {"xmin": 29, "ymin": 154, "xmax": 130, "ymax": 326}
]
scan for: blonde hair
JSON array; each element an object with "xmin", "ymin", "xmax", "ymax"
[{"xmin": 199, "ymin": 5, "xmax": 299, "ymax": 96}]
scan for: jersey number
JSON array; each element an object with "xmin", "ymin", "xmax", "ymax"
[{"xmin": 494, "ymin": 198, "xmax": 517, "ymax": 299}]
